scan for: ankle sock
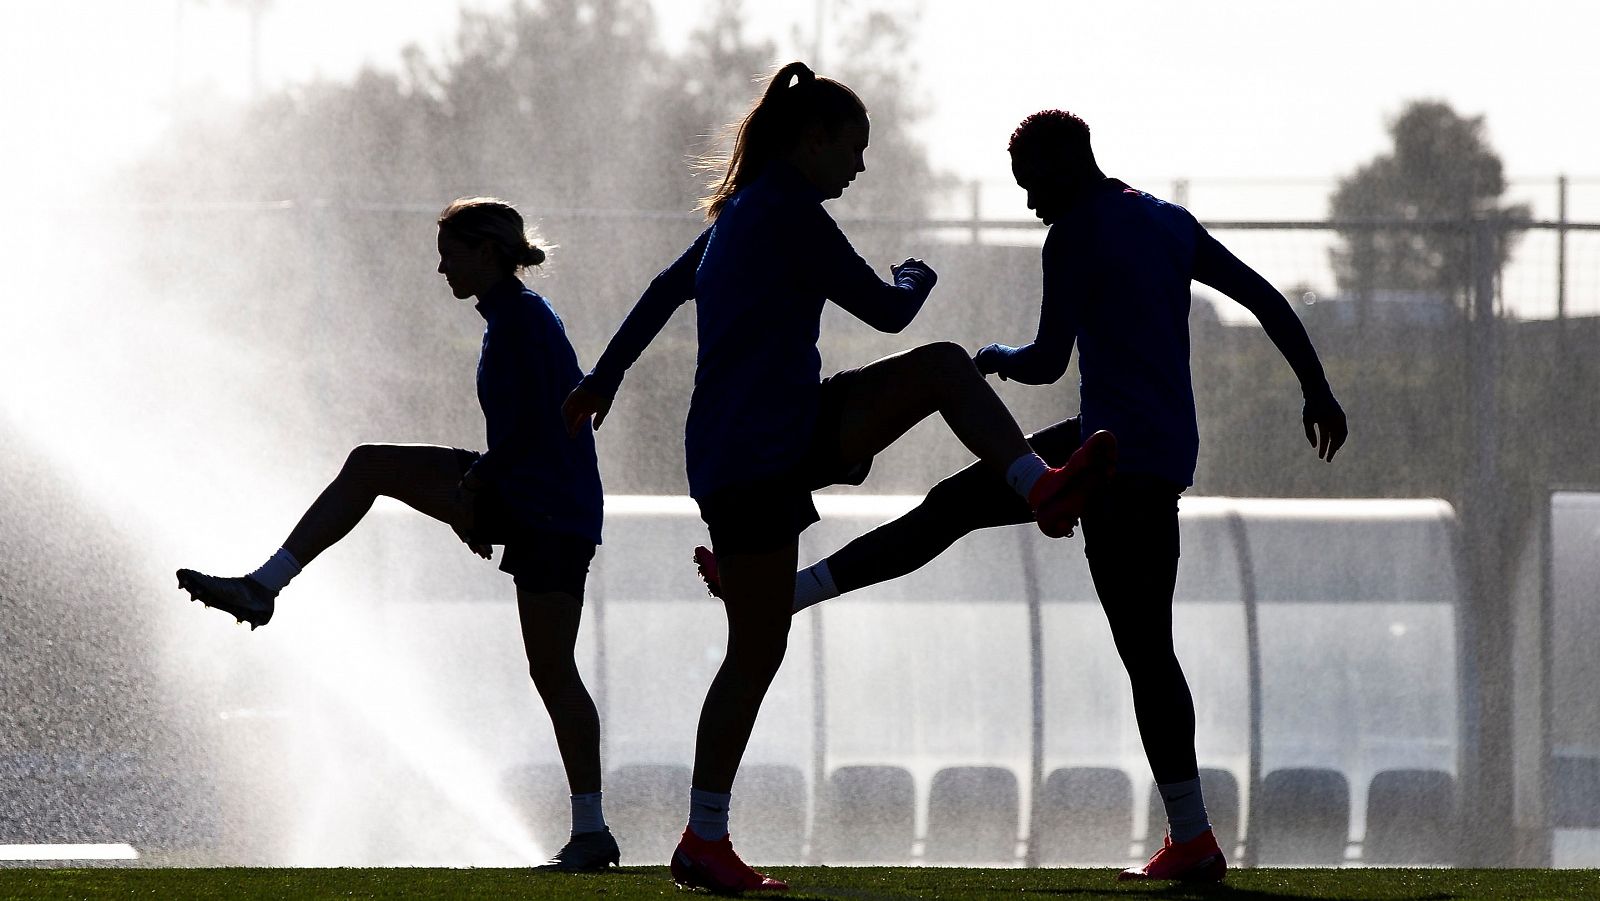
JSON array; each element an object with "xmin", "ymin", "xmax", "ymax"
[
  {"xmin": 688, "ymin": 787, "xmax": 731, "ymax": 841},
  {"xmin": 571, "ymin": 791, "xmax": 606, "ymax": 835},
  {"xmin": 1005, "ymin": 453, "xmax": 1049, "ymax": 500},
  {"xmin": 1157, "ymin": 776, "xmax": 1211, "ymax": 843},
  {"xmin": 793, "ymin": 561, "xmax": 839, "ymax": 613},
  {"xmin": 247, "ymin": 547, "xmax": 301, "ymax": 592}
]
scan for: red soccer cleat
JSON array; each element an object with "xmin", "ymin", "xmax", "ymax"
[
  {"xmin": 693, "ymin": 546, "xmax": 724, "ymax": 600},
  {"xmin": 1118, "ymin": 828, "xmax": 1227, "ymax": 882},
  {"xmin": 1027, "ymin": 429, "xmax": 1118, "ymax": 538},
  {"xmin": 670, "ymin": 828, "xmax": 788, "ymax": 893}
]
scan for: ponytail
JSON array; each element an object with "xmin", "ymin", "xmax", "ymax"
[
  {"xmin": 437, "ymin": 197, "xmax": 549, "ymax": 273},
  {"xmin": 699, "ymin": 61, "xmax": 866, "ymax": 219}
]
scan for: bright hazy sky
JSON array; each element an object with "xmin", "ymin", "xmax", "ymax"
[{"xmin": 3, "ymin": 0, "xmax": 1598, "ymax": 219}]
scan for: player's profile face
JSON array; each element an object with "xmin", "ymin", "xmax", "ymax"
[
  {"xmin": 800, "ymin": 115, "xmax": 870, "ymax": 200},
  {"xmin": 1011, "ymin": 151, "xmax": 1063, "ymax": 226},
  {"xmin": 436, "ymin": 229, "xmax": 495, "ymax": 300}
]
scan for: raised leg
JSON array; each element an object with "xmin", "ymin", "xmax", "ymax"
[
  {"xmin": 826, "ymin": 418, "xmax": 1083, "ymax": 594},
  {"xmin": 281, "ymin": 443, "xmax": 470, "ymax": 566},
  {"xmin": 832, "ymin": 342, "xmax": 1033, "ymax": 475}
]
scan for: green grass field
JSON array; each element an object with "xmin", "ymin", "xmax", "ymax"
[{"xmin": 1, "ymin": 867, "xmax": 1595, "ymax": 900}]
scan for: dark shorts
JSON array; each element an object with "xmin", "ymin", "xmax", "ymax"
[
  {"xmin": 696, "ymin": 369, "xmax": 875, "ymax": 556},
  {"xmin": 453, "ymin": 449, "xmax": 595, "ymax": 598}
]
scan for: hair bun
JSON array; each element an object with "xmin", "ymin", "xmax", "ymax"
[
  {"xmin": 521, "ymin": 243, "xmax": 546, "ymax": 267},
  {"xmin": 774, "ymin": 60, "xmax": 814, "ymax": 91}
]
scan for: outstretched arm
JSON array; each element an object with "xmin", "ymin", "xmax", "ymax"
[
  {"xmin": 974, "ymin": 231, "xmax": 1078, "ymax": 385},
  {"xmin": 806, "ymin": 206, "xmax": 936, "ymax": 333},
  {"xmin": 564, "ymin": 227, "xmax": 709, "ymax": 435},
  {"xmin": 1192, "ymin": 228, "xmax": 1348, "ymax": 461}
]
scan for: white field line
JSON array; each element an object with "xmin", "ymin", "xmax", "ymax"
[{"xmin": 0, "ymin": 843, "xmax": 139, "ymax": 861}]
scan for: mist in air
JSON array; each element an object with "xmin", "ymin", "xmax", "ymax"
[{"xmin": 0, "ymin": 0, "xmax": 1595, "ymax": 869}]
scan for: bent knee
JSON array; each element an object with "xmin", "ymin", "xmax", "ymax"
[
  {"xmin": 726, "ymin": 633, "xmax": 790, "ymax": 676},
  {"xmin": 343, "ymin": 443, "xmax": 395, "ymax": 472},
  {"xmin": 912, "ymin": 341, "xmax": 975, "ymax": 374},
  {"xmin": 528, "ymin": 660, "xmax": 584, "ymax": 691}
]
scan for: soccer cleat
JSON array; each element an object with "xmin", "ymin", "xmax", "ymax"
[
  {"xmin": 175, "ymin": 568, "xmax": 277, "ymax": 630},
  {"xmin": 1118, "ymin": 828, "xmax": 1226, "ymax": 882},
  {"xmin": 693, "ymin": 546, "xmax": 723, "ymax": 600},
  {"xmin": 670, "ymin": 828, "xmax": 788, "ymax": 893},
  {"xmin": 536, "ymin": 827, "xmax": 621, "ymax": 872},
  {"xmin": 1027, "ymin": 429, "xmax": 1118, "ymax": 538}
]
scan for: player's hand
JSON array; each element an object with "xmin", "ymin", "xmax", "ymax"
[
  {"xmin": 451, "ymin": 485, "xmax": 493, "ymax": 560},
  {"xmin": 1302, "ymin": 391, "xmax": 1348, "ymax": 462},
  {"xmin": 563, "ymin": 384, "xmax": 612, "ymax": 436},
  {"xmin": 453, "ymin": 524, "xmax": 492, "ymax": 560},
  {"xmin": 974, "ymin": 343, "xmax": 1010, "ymax": 380},
  {"xmin": 890, "ymin": 258, "xmax": 936, "ymax": 287}
]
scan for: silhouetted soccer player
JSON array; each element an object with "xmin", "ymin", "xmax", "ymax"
[
  {"xmin": 563, "ymin": 65, "xmax": 1108, "ymax": 893},
  {"xmin": 695, "ymin": 110, "xmax": 1349, "ymax": 882},
  {"xmin": 176, "ymin": 198, "xmax": 621, "ymax": 872}
]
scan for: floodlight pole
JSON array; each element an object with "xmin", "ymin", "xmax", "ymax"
[{"xmin": 813, "ymin": 0, "xmax": 826, "ymax": 69}]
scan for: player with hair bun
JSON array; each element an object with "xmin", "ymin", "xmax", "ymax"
[
  {"xmin": 177, "ymin": 197, "xmax": 620, "ymax": 872},
  {"xmin": 564, "ymin": 66, "xmax": 1109, "ymax": 893}
]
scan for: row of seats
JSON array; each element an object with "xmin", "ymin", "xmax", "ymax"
[
  {"xmin": 505, "ymin": 762, "xmax": 1460, "ymax": 865},
  {"xmin": 1038, "ymin": 765, "xmax": 1457, "ymax": 866}
]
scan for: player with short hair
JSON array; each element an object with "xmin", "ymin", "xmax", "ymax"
[
  {"xmin": 694, "ymin": 109, "xmax": 1349, "ymax": 883},
  {"xmin": 177, "ymin": 198, "xmax": 620, "ymax": 872},
  {"xmin": 562, "ymin": 67, "xmax": 1109, "ymax": 893}
]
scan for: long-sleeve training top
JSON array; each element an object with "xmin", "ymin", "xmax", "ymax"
[
  {"xmin": 468, "ymin": 277, "xmax": 603, "ymax": 545},
  {"xmin": 980, "ymin": 178, "xmax": 1331, "ymax": 488},
  {"xmin": 581, "ymin": 161, "xmax": 936, "ymax": 499}
]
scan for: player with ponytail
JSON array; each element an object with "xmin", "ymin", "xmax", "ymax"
[
  {"xmin": 563, "ymin": 64, "xmax": 1110, "ymax": 892},
  {"xmin": 178, "ymin": 197, "xmax": 620, "ymax": 872},
  {"xmin": 696, "ymin": 109, "xmax": 1350, "ymax": 885}
]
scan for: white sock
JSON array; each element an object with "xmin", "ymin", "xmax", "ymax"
[
  {"xmin": 1157, "ymin": 776, "xmax": 1211, "ymax": 843},
  {"xmin": 247, "ymin": 547, "xmax": 301, "ymax": 592},
  {"xmin": 1005, "ymin": 453, "xmax": 1050, "ymax": 500},
  {"xmin": 571, "ymin": 791, "xmax": 606, "ymax": 835},
  {"xmin": 688, "ymin": 787, "xmax": 731, "ymax": 841},
  {"xmin": 793, "ymin": 560, "xmax": 839, "ymax": 613}
]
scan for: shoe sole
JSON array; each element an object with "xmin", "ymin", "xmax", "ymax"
[
  {"xmin": 1117, "ymin": 852, "xmax": 1226, "ymax": 883},
  {"xmin": 176, "ymin": 569, "xmax": 272, "ymax": 630},
  {"xmin": 670, "ymin": 848, "xmax": 787, "ymax": 893},
  {"xmin": 537, "ymin": 852, "xmax": 620, "ymax": 872}
]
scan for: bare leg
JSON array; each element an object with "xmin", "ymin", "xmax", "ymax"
[
  {"xmin": 834, "ymin": 342, "xmax": 1033, "ymax": 476},
  {"xmin": 517, "ymin": 588, "xmax": 601, "ymax": 794},
  {"xmin": 691, "ymin": 541, "xmax": 798, "ymax": 793},
  {"xmin": 826, "ymin": 418, "xmax": 1084, "ymax": 593},
  {"xmin": 280, "ymin": 443, "xmax": 470, "ymax": 566}
]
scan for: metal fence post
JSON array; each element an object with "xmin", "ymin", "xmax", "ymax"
[
  {"xmin": 969, "ymin": 180, "xmax": 982, "ymax": 246},
  {"xmin": 1020, "ymin": 532, "xmax": 1045, "ymax": 868},
  {"xmin": 1227, "ymin": 512, "xmax": 1263, "ymax": 870},
  {"xmin": 1460, "ymin": 215, "xmax": 1515, "ymax": 865},
  {"xmin": 1557, "ymin": 175, "xmax": 1568, "ymax": 325}
]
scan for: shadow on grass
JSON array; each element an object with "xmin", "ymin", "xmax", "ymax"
[
  {"xmin": 779, "ymin": 868, "xmax": 1468, "ymax": 901},
  {"xmin": 1026, "ymin": 884, "xmax": 1458, "ymax": 901}
]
